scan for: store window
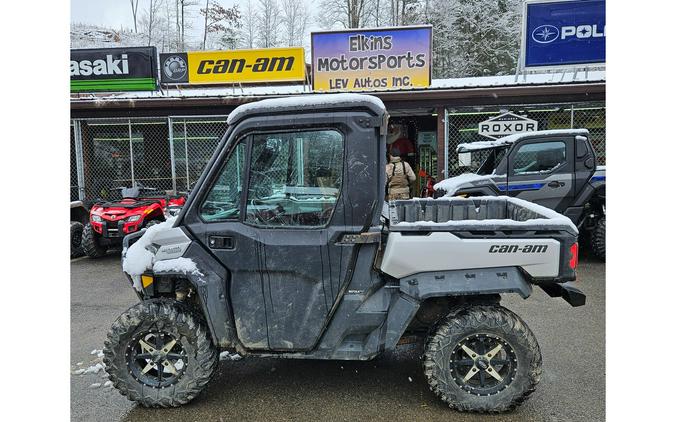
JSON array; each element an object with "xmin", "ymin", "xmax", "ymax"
[
  {"xmin": 245, "ymin": 130, "xmax": 344, "ymax": 228},
  {"xmin": 200, "ymin": 141, "xmax": 247, "ymax": 221},
  {"xmin": 511, "ymin": 141, "xmax": 566, "ymax": 175}
]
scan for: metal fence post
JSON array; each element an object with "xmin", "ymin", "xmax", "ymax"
[
  {"xmin": 443, "ymin": 108, "xmax": 449, "ymax": 178},
  {"xmin": 128, "ymin": 119, "xmax": 135, "ymax": 186},
  {"xmin": 168, "ymin": 117, "xmax": 177, "ymax": 192},
  {"xmin": 183, "ymin": 119, "xmax": 189, "ymax": 189},
  {"xmin": 570, "ymin": 104, "xmax": 575, "ymax": 128},
  {"xmin": 73, "ymin": 120, "xmax": 86, "ymax": 200}
]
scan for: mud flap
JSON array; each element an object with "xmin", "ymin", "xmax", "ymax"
[{"xmin": 538, "ymin": 282, "xmax": 586, "ymax": 307}]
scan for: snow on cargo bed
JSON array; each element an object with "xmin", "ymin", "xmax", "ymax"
[
  {"xmin": 226, "ymin": 93, "xmax": 386, "ymax": 125},
  {"xmin": 388, "ymin": 196, "xmax": 577, "ymax": 234},
  {"xmin": 433, "ymin": 173, "xmax": 503, "ymax": 196}
]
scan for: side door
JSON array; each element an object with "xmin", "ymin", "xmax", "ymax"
[
  {"xmin": 506, "ymin": 137, "xmax": 575, "ymax": 212},
  {"xmin": 182, "ymin": 113, "xmax": 382, "ymax": 352}
]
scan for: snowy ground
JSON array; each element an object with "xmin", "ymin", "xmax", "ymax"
[{"xmin": 71, "ymin": 252, "xmax": 604, "ymax": 421}]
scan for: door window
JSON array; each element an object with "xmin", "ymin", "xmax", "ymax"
[
  {"xmin": 199, "ymin": 141, "xmax": 247, "ymax": 221},
  {"xmin": 511, "ymin": 141, "xmax": 566, "ymax": 175},
  {"xmin": 245, "ymin": 130, "xmax": 344, "ymax": 227}
]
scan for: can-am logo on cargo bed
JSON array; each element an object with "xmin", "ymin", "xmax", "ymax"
[{"xmin": 489, "ymin": 244, "xmax": 548, "ymax": 253}]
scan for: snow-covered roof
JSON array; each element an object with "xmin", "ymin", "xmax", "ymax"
[
  {"xmin": 226, "ymin": 93, "xmax": 385, "ymax": 125},
  {"xmin": 70, "ymin": 70, "xmax": 605, "ymax": 104},
  {"xmin": 457, "ymin": 128, "xmax": 590, "ymax": 152}
]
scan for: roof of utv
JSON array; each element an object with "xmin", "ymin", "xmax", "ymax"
[
  {"xmin": 457, "ymin": 128, "xmax": 590, "ymax": 153},
  {"xmin": 226, "ymin": 93, "xmax": 387, "ymax": 125}
]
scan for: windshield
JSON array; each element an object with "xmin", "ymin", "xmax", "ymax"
[{"xmin": 475, "ymin": 146, "xmax": 508, "ymax": 175}]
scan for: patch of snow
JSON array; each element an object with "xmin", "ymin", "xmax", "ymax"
[
  {"xmin": 492, "ymin": 129, "xmax": 589, "ymax": 146},
  {"xmin": 104, "ymin": 381, "xmax": 113, "ymax": 388},
  {"xmin": 391, "ymin": 195, "xmax": 578, "ymax": 233},
  {"xmin": 433, "ymin": 173, "xmax": 503, "ymax": 196},
  {"xmin": 82, "ymin": 362, "xmax": 105, "ymax": 375},
  {"xmin": 90, "ymin": 349, "xmax": 100, "ymax": 355},
  {"xmin": 226, "ymin": 93, "xmax": 385, "ymax": 125},
  {"xmin": 408, "ymin": 377, "xmax": 413, "ymax": 382},
  {"xmin": 89, "ymin": 383, "xmax": 102, "ymax": 389},
  {"xmin": 73, "ymin": 368, "xmax": 86, "ymax": 375},
  {"xmin": 219, "ymin": 351, "xmax": 242, "ymax": 361},
  {"xmin": 153, "ymin": 257, "xmax": 203, "ymax": 276},
  {"xmin": 76, "ymin": 361, "xmax": 83, "ymax": 366},
  {"xmin": 122, "ymin": 217, "xmax": 177, "ymax": 290},
  {"xmin": 457, "ymin": 138, "xmax": 513, "ymax": 152}
]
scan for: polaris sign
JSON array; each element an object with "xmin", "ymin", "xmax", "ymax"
[
  {"xmin": 478, "ymin": 113, "xmax": 538, "ymax": 139},
  {"xmin": 521, "ymin": 0, "xmax": 605, "ymax": 69}
]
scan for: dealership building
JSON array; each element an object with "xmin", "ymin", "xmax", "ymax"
[{"xmin": 70, "ymin": 3, "xmax": 606, "ymax": 201}]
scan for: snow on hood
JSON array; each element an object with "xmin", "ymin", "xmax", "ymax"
[
  {"xmin": 226, "ymin": 93, "xmax": 385, "ymax": 125},
  {"xmin": 122, "ymin": 217, "xmax": 176, "ymax": 289},
  {"xmin": 153, "ymin": 257, "xmax": 203, "ymax": 276},
  {"xmin": 434, "ymin": 173, "xmax": 503, "ymax": 196}
]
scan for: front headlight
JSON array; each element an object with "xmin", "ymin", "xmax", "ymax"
[
  {"xmin": 91, "ymin": 215, "xmax": 102, "ymax": 223},
  {"xmin": 127, "ymin": 214, "xmax": 141, "ymax": 222}
]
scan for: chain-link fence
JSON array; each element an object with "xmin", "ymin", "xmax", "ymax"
[
  {"xmin": 71, "ymin": 116, "xmax": 228, "ymax": 201},
  {"xmin": 444, "ymin": 102, "xmax": 606, "ymax": 176}
]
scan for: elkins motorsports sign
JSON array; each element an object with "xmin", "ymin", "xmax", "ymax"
[
  {"xmin": 70, "ymin": 47, "xmax": 158, "ymax": 92},
  {"xmin": 311, "ymin": 25, "xmax": 432, "ymax": 92}
]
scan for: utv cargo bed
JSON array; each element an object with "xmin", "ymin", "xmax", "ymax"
[
  {"xmin": 381, "ymin": 196, "xmax": 578, "ymax": 281},
  {"xmin": 386, "ymin": 196, "xmax": 578, "ymax": 235}
]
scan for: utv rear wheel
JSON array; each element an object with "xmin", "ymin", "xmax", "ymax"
[
  {"xmin": 424, "ymin": 305, "xmax": 542, "ymax": 413},
  {"xmin": 591, "ymin": 216, "xmax": 606, "ymax": 261},
  {"xmin": 103, "ymin": 300, "xmax": 218, "ymax": 408},
  {"xmin": 82, "ymin": 223, "xmax": 107, "ymax": 258},
  {"xmin": 70, "ymin": 221, "xmax": 84, "ymax": 258}
]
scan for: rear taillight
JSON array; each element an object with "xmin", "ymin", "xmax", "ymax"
[{"xmin": 569, "ymin": 242, "xmax": 578, "ymax": 270}]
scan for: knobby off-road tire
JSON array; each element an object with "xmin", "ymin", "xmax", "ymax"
[
  {"xmin": 103, "ymin": 300, "xmax": 218, "ymax": 408},
  {"xmin": 424, "ymin": 305, "xmax": 542, "ymax": 413},
  {"xmin": 70, "ymin": 221, "xmax": 84, "ymax": 258},
  {"xmin": 591, "ymin": 216, "xmax": 606, "ymax": 261},
  {"xmin": 81, "ymin": 223, "xmax": 107, "ymax": 258}
]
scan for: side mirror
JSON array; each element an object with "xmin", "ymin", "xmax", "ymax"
[{"xmin": 584, "ymin": 157, "xmax": 595, "ymax": 170}]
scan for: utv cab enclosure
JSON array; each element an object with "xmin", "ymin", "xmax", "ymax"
[{"xmin": 104, "ymin": 94, "xmax": 584, "ymax": 413}]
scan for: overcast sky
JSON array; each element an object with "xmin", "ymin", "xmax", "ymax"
[{"xmin": 71, "ymin": 0, "xmax": 238, "ymax": 34}]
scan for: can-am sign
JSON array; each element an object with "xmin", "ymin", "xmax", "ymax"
[
  {"xmin": 311, "ymin": 26, "xmax": 432, "ymax": 92},
  {"xmin": 478, "ymin": 113, "xmax": 538, "ymax": 139},
  {"xmin": 70, "ymin": 47, "xmax": 157, "ymax": 92},
  {"xmin": 159, "ymin": 47, "xmax": 305, "ymax": 85},
  {"xmin": 522, "ymin": 0, "xmax": 605, "ymax": 69}
]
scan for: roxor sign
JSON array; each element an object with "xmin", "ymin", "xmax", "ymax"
[
  {"xmin": 70, "ymin": 47, "xmax": 158, "ymax": 92},
  {"xmin": 478, "ymin": 112, "xmax": 538, "ymax": 139},
  {"xmin": 522, "ymin": 0, "xmax": 606, "ymax": 69}
]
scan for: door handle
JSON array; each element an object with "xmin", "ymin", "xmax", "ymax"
[
  {"xmin": 208, "ymin": 236, "xmax": 234, "ymax": 250},
  {"xmin": 548, "ymin": 181, "xmax": 565, "ymax": 188}
]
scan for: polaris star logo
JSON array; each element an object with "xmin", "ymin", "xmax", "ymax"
[{"xmin": 532, "ymin": 25, "xmax": 559, "ymax": 44}]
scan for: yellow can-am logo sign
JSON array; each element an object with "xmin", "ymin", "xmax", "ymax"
[{"xmin": 160, "ymin": 48, "xmax": 306, "ymax": 85}]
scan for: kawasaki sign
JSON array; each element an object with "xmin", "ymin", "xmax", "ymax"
[{"xmin": 70, "ymin": 47, "xmax": 158, "ymax": 92}]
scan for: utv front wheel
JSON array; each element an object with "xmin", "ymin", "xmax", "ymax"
[
  {"xmin": 103, "ymin": 300, "xmax": 218, "ymax": 407},
  {"xmin": 591, "ymin": 216, "xmax": 606, "ymax": 261},
  {"xmin": 82, "ymin": 223, "xmax": 107, "ymax": 258},
  {"xmin": 424, "ymin": 305, "xmax": 542, "ymax": 412}
]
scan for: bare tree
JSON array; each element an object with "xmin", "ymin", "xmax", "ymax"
[
  {"xmin": 256, "ymin": 0, "xmax": 280, "ymax": 48},
  {"xmin": 130, "ymin": 0, "xmax": 140, "ymax": 32},
  {"xmin": 140, "ymin": 0, "xmax": 165, "ymax": 46},
  {"xmin": 239, "ymin": 0, "xmax": 257, "ymax": 48},
  {"xmin": 319, "ymin": 0, "xmax": 371, "ymax": 29},
  {"xmin": 280, "ymin": 0, "xmax": 308, "ymax": 46},
  {"xmin": 200, "ymin": 1, "xmax": 242, "ymax": 49}
]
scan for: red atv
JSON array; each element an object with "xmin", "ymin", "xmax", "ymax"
[{"xmin": 82, "ymin": 185, "xmax": 186, "ymax": 258}]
